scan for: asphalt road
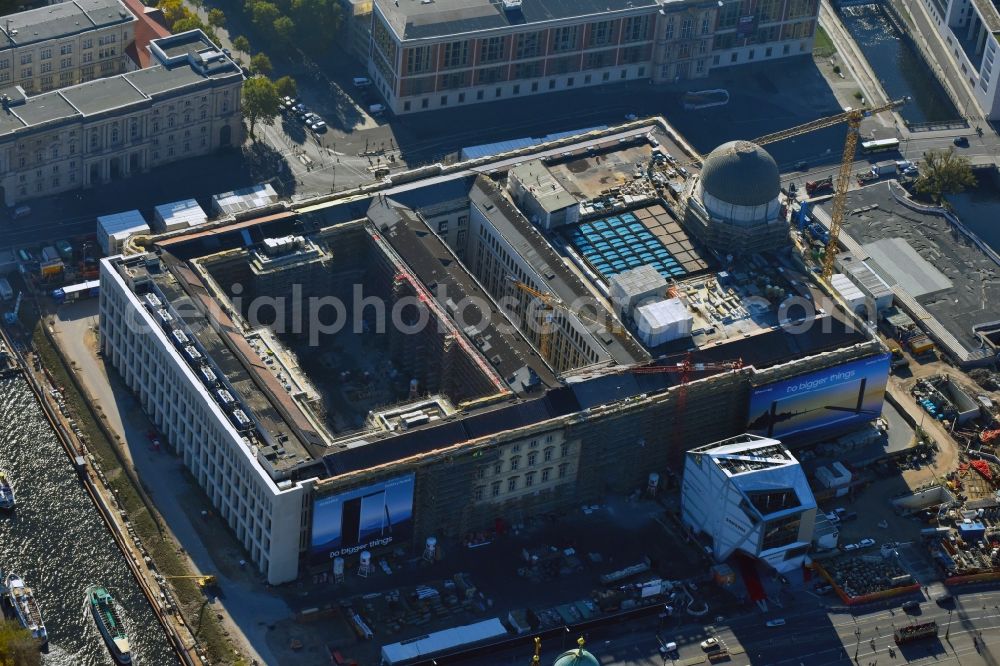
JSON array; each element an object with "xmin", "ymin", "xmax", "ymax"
[{"xmin": 468, "ymin": 587, "xmax": 1000, "ymax": 666}]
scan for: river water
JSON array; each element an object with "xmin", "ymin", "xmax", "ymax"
[
  {"xmin": 0, "ymin": 378, "xmax": 176, "ymax": 665},
  {"xmin": 949, "ymin": 184, "xmax": 1000, "ymax": 254},
  {"xmin": 839, "ymin": 4, "xmax": 960, "ymax": 124}
]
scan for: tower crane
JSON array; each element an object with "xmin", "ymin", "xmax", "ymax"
[
  {"xmin": 507, "ymin": 277, "xmax": 624, "ymax": 362},
  {"xmin": 631, "ymin": 353, "xmax": 744, "ymax": 445},
  {"xmin": 655, "ymin": 99, "xmax": 906, "ymax": 280},
  {"xmin": 749, "ymin": 98, "xmax": 908, "ymax": 280}
]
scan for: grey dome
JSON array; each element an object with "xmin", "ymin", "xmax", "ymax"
[{"xmin": 700, "ymin": 140, "xmax": 780, "ymax": 207}]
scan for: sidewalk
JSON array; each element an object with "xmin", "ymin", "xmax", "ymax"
[
  {"xmin": 896, "ymin": 0, "xmax": 986, "ymax": 126},
  {"xmin": 49, "ymin": 300, "xmax": 289, "ymax": 666}
]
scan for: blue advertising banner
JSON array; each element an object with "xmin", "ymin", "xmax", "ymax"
[
  {"xmin": 747, "ymin": 353, "xmax": 891, "ymax": 439},
  {"xmin": 311, "ymin": 473, "xmax": 416, "ymax": 559}
]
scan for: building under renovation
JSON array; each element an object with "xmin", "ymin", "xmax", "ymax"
[{"xmin": 100, "ymin": 119, "xmax": 888, "ymax": 584}]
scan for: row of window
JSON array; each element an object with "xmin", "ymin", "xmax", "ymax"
[
  {"xmin": 426, "ymin": 17, "xmax": 651, "ymax": 73},
  {"xmin": 402, "ymin": 68, "xmax": 640, "ymax": 110},
  {"xmin": 475, "ymin": 462, "xmax": 572, "ymax": 499},
  {"xmin": 1, "ymin": 35, "xmax": 119, "ymax": 69}
]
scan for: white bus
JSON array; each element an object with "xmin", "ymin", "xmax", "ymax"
[{"xmin": 860, "ymin": 138, "xmax": 900, "ymax": 154}]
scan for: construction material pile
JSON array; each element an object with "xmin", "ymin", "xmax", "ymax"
[{"xmin": 825, "ymin": 557, "xmax": 912, "ymax": 598}]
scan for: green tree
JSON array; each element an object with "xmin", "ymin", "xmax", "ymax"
[
  {"xmin": 273, "ymin": 15, "xmax": 295, "ymax": 42},
  {"xmin": 157, "ymin": 0, "xmax": 189, "ymax": 28},
  {"xmin": 208, "ymin": 8, "xmax": 226, "ymax": 27},
  {"xmin": 914, "ymin": 148, "xmax": 977, "ymax": 203},
  {"xmin": 232, "ymin": 35, "xmax": 251, "ymax": 53},
  {"xmin": 290, "ymin": 0, "xmax": 341, "ymax": 51},
  {"xmin": 0, "ymin": 620, "xmax": 40, "ymax": 666},
  {"xmin": 275, "ymin": 75, "xmax": 297, "ymax": 98},
  {"xmin": 242, "ymin": 76, "xmax": 280, "ymax": 140},
  {"xmin": 250, "ymin": 52, "xmax": 273, "ymax": 76},
  {"xmin": 250, "ymin": 1, "xmax": 280, "ymax": 35}
]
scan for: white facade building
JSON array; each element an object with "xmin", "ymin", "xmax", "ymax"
[
  {"xmin": 681, "ymin": 434, "xmax": 817, "ymax": 572},
  {"xmin": 920, "ymin": 0, "xmax": 1000, "ymax": 119},
  {"xmin": 100, "ymin": 253, "xmax": 310, "ymax": 584}
]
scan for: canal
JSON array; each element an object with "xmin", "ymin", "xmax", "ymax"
[
  {"xmin": 838, "ymin": 4, "xmax": 961, "ymax": 124},
  {"xmin": 948, "ymin": 178, "xmax": 1000, "ymax": 255},
  {"xmin": 0, "ymin": 377, "xmax": 176, "ymax": 665}
]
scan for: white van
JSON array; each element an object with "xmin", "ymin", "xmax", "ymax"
[
  {"xmin": 368, "ymin": 103, "xmax": 385, "ymax": 116},
  {"xmin": 12, "ymin": 205, "xmax": 31, "ymax": 219},
  {"xmin": 353, "ymin": 76, "xmax": 371, "ymax": 88},
  {"xmin": 660, "ymin": 642, "xmax": 678, "ymax": 655}
]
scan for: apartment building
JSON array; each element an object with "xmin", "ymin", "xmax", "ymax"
[
  {"xmin": 0, "ymin": 0, "xmax": 135, "ymax": 93},
  {"xmin": 367, "ymin": 0, "xmax": 818, "ymax": 114},
  {"xmin": 920, "ymin": 0, "xmax": 1000, "ymax": 119},
  {"xmin": 0, "ymin": 30, "xmax": 243, "ymax": 206}
]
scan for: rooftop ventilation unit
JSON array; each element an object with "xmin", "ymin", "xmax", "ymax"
[
  {"xmin": 231, "ymin": 409, "xmax": 251, "ymax": 429},
  {"xmin": 156, "ymin": 308, "xmax": 173, "ymax": 324},
  {"xmin": 502, "ymin": 0, "xmax": 522, "ymax": 10},
  {"xmin": 171, "ymin": 329, "xmax": 189, "ymax": 346},
  {"xmin": 215, "ymin": 388, "xmax": 235, "ymax": 405},
  {"xmin": 183, "ymin": 345, "xmax": 201, "ymax": 361},
  {"xmin": 144, "ymin": 293, "xmax": 162, "ymax": 309},
  {"xmin": 200, "ymin": 366, "xmax": 218, "ymax": 385}
]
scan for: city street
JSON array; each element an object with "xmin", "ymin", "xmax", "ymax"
[{"xmin": 474, "ymin": 588, "xmax": 1000, "ymax": 665}]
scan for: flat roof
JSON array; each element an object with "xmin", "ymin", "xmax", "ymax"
[
  {"xmin": 862, "ymin": 237, "xmax": 952, "ymax": 298},
  {"xmin": 141, "ymin": 253, "xmax": 319, "ymax": 472},
  {"xmin": 61, "ymin": 75, "xmax": 147, "ymax": 115},
  {"xmin": 0, "ymin": 0, "xmax": 134, "ymax": 49},
  {"xmin": 819, "ymin": 185, "xmax": 1000, "ymax": 361},
  {"xmin": 98, "ymin": 209, "xmax": 149, "ymax": 237},
  {"xmin": 374, "ymin": 0, "xmax": 658, "ymax": 40},
  {"xmin": 509, "ymin": 159, "xmax": 577, "ymax": 213}
]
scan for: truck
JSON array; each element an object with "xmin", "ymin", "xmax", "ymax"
[
  {"xmin": 805, "ymin": 177, "xmax": 833, "ymax": 195},
  {"xmin": 908, "ymin": 335, "xmax": 935, "ymax": 355},
  {"xmin": 894, "ymin": 621, "xmax": 938, "ymax": 644},
  {"xmin": 872, "ymin": 160, "xmax": 898, "ymax": 177}
]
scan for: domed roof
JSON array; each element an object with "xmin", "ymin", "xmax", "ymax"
[
  {"xmin": 700, "ymin": 140, "xmax": 780, "ymax": 207},
  {"xmin": 553, "ymin": 639, "xmax": 600, "ymax": 666}
]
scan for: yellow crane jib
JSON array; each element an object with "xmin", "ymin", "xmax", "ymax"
[{"xmin": 751, "ymin": 98, "xmax": 907, "ymax": 281}]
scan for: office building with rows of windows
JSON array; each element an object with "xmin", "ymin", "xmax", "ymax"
[
  {"xmin": 367, "ymin": 0, "xmax": 819, "ymax": 114},
  {"xmin": 0, "ymin": 30, "xmax": 243, "ymax": 206}
]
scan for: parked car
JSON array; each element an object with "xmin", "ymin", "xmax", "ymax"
[
  {"xmin": 953, "ymin": 136, "xmax": 969, "ymax": 147},
  {"xmin": 700, "ymin": 638, "xmax": 720, "ymax": 651},
  {"xmin": 368, "ymin": 103, "xmax": 386, "ymax": 116},
  {"xmin": 310, "ymin": 120, "xmax": 327, "ymax": 133},
  {"xmin": 843, "ymin": 542, "xmax": 860, "ymax": 552},
  {"xmin": 825, "ymin": 511, "xmax": 840, "ymax": 523},
  {"xmin": 766, "ymin": 618, "xmax": 786, "ymax": 627},
  {"xmin": 353, "ymin": 76, "xmax": 371, "ymax": 88},
  {"xmin": 902, "ymin": 600, "xmax": 920, "ymax": 612},
  {"xmin": 12, "ymin": 205, "xmax": 31, "ymax": 219},
  {"xmin": 659, "ymin": 641, "xmax": 678, "ymax": 655},
  {"xmin": 814, "ymin": 584, "xmax": 833, "ymax": 595},
  {"xmin": 859, "ymin": 538, "xmax": 876, "ymax": 548}
]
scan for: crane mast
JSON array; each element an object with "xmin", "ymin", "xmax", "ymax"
[{"xmin": 751, "ymin": 98, "xmax": 907, "ymax": 281}]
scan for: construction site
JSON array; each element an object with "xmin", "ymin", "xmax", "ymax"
[{"xmin": 93, "ymin": 104, "xmax": 960, "ymax": 663}]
